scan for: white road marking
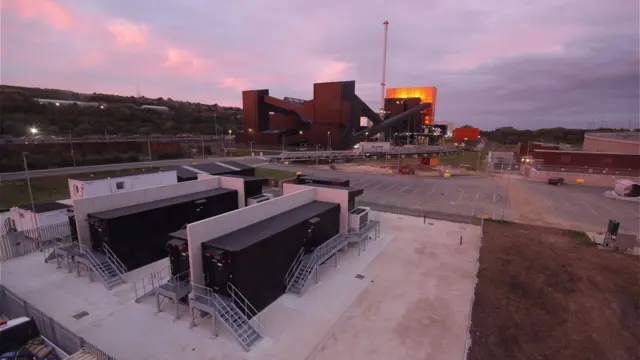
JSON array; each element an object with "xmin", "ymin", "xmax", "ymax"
[
  {"xmin": 360, "ymin": 180, "xmax": 373, "ymax": 188},
  {"xmin": 492, "ymin": 193, "xmax": 497, "ymax": 203},
  {"xmin": 457, "ymin": 190, "xmax": 465, "ymax": 202},
  {"xmin": 581, "ymin": 201, "xmax": 598, "ymax": 215},
  {"xmin": 475, "ymin": 191, "xmax": 480, "ymax": 201},
  {"xmin": 563, "ymin": 199, "xmax": 576, "ymax": 213},
  {"xmin": 598, "ymin": 201, "xmax": 623, "ymax": 217},
  {"xmin": 385, "ymin": 184, "xmax": 398, "ymax": 191},
  {"xmin": 372, "ymin": 182, "xmax": 386, "ymax": 190},
  {"xmin": 399, "ymin": 184, "xmax": 411, "ymax": 193}
]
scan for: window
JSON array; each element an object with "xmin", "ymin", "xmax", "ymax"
[
  {"xmin": 115, "ymin": 181, "xmax": 125, "ymax": 190},
  {"xmin": 73, "ymin": 184, "xmax": 80, "ymax": 194}
]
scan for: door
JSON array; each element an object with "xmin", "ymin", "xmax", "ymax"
[{"xmin": 204, "ymin": 248, "xmax": 231, "ymax": 296}]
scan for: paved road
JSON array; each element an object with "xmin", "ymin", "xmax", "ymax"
[
  {"xmin": 260, "ymin": 163, "xmax": 639, "ymax": 235},
  {"xmin": 0, "ymin": 156, "xmax": 260, "ymax": 180}
]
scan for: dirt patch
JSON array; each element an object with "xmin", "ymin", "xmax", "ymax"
[{"xmin": 468, "ymin": 222, "xmax": 640, "ymax": 360}]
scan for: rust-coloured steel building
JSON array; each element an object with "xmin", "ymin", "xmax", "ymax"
[
  {"xmin": 532, "ymin": 150, "xmax": 640, "ymax": 171},
  {"xmin": 384, "ymin": 87, "xmax": 437, "ymax": 135},
  {"xmin": 236, "ymin": 81, "xmax": 432, "ymax": 150}
]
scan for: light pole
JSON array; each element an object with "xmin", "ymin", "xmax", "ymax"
[
  {"xmin": 201, "ymin": 138, "xmax": 205, "ymax": 157},
  {"xmin": 22, "ymin": 152, "xmax": 39, "ymax": 234},
  {"xmin": 315, "ymin": 144, "xmax": 320, "ymax": 165},
  {"xmin": 147, "ymin": 140, "xmax": 152, "ymax": 167},
  {"xmin": 327, "ymin": 131, "xmax": 331, "ymax": 150},
  {"xmin": 249, "ymin": 141, "xmax": 255, "ymax": 155},
  {"xmin": 214, "ymin": 114, "xmax": 218, "ymax": 137},
  {"xmin": 365, "ymin": 131, "xmax": 369, "ymax": 143},
  {"xmin": 68, "ymin": 130, "xmax": 76, "ymax": 167}
]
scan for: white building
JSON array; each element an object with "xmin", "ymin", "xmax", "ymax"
[
  {"xmin": 68, "ymin": 170, "xmax": 177, "ymax": 200},
  {"xmin": 2, "ymin": 201, "xmax": 72, "ymax": 234}
]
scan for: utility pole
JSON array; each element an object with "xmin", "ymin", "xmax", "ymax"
[
  {"xmin": 379, "ymin": 21, "xmax": 389, "ymax": 116},
  {"xmin": 249, "ymin": 141, "xmax": 255, "ymax": 156},
  {"xmin": 214, "ymin": 114, "xmax": 218, "ymax": 137},
  {"xmin": 22, "ymin": 153, "xmax": 40, "ymax": 241},
  {"xmin": 316, "ymin": 144, "xmax": 320, "ymax": 165},
  {"xmin": 147, "ymin": 140, "xmax": 152, "ymax": 167},
  {"xmin": 201, "ymin": 138, "xmax": 205, "ymax": 157},
  {"xmin": 69, "ymin": 130, "xmax": 76, "ymax": 167}
]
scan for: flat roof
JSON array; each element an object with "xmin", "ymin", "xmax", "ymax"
[
  {"xmin": 203, "ymin": 201, "xmax": 338, "ymax": 252},
  {"xmin": 16, "ymin": 201, "xmax": 71, "ymax": 214},
  {"xmin": 88, "ymin": 188, "xmax": 236, "ymax": 220},
  {"xmin": 533, "ymin": 149, "xmax": 639, "ymax": 156},
  {"xmin": 175, "ymin": 162, "xmax": 251, "ymax": 179},
  {"xmin": 298, "ymin": 183, "xmax": 364, "ymax": 197},
  {"xmin": 299, "ymin": 175, "xmax": 348, "ymax": 183},
  {"xmin": 69, "ymin": 169, "xmax": 173, "ymax": 182}
]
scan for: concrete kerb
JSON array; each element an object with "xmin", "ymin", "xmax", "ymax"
[
  {"xmin": 463, "ymin": 218, "xmax": 483, "ymax": 360},
  {"xmin": 356, "ymin": 200, "xmax": 483, "ymax": 226}
]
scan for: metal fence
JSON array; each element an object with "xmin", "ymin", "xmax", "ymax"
[
  {"xmin": 533, "ymin": 164, "xmax": 640, "ymax": 177},
  {"xmin": 357, "ymin": 201, "xmax": 483, "ymax": 226},
  {"xmin": 0, "ymin": 284, "xmax": 116, "ymax": 359},
  {"xmin": 0, "ymin": 221, "xmax": 72, "ymax": 261}
]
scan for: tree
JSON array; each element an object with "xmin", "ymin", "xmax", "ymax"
[{"xmin": 76, "ymin": 123, "xmax": 92, "ymax": 136}]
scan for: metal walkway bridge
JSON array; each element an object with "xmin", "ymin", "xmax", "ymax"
[{"xmin": 275, "ymin": 146, "xmax": 461, "ymax": 163}]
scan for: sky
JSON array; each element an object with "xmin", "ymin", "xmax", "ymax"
[{"xmin": 1, "ymin": 0, "xmax": 638, "ymax": 129}]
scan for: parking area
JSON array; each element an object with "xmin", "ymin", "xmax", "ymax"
[
  {"xmin": 349, "ymin": 176, "xmax": 515, "ymax": 220},
  {"xmin": 510, "ymin": 179, "xmax": 640, "ymax": 234}
]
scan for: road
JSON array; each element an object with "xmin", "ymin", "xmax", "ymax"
[
  {"xmin": 0, "ymin": 156, "xmax": 264, "ymax": 180},
  {"xmin": 2, "ymin": 156, "xmax": 636, "ymax": 235}
]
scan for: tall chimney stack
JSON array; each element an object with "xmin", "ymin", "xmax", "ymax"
[{"xmin": 380, "ymin": 21, "xmax": 389, "ymax": 119}]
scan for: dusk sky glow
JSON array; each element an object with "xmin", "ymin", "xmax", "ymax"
[{"xmin": 1, "ymin": 0, "xmax": 638, "ymax": 129}]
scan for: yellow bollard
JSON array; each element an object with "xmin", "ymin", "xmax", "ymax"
[
  {"xmin": 444, "ymin": 173, "xmax": 451, "ymax": 178},
  {"xmin": 576, "ymin": 178, "xmax": 585, "ymax": 184}
]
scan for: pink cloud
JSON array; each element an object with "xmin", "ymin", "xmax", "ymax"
[
  {"xmin": 106, "ymin": 20, "xmax": 149, "ymax": 47},
  {"xmin": 163, "ymin": 48, "xmax": 210, "ymax": 73},
  {"xmin": 220, "ymin": 77, "xmax": 252, "ymax": 92},
  {"xmin": 2, "ymin": 0, "xmax": 75, "ymax": 30},
  {"xmin": 315, "ymin": 61, "xmax": 351, "ymax": 83}
]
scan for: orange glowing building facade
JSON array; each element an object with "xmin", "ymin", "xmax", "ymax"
[{"xmin": 385, "ymin": 87, "xmax": 437, "ymax": 126}]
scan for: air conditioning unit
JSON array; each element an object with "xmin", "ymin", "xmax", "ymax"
[
  {"xmin": 247, "ymin": 194, "xmax": 271, "ymax": 206},
  {"xmin": 348, "ymin": 206, "xmax": 370, "ymax": 232},
  {"xmin": 262, "ymin": 193, "xmax": 275, "ymax": 200}
]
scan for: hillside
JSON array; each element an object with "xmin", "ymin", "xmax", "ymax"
[{"xmin": 0, "ymin": 85, "xmax": 243, "ymax": 137}]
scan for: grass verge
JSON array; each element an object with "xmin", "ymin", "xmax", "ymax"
[
  {"xmin": 567, "ymin": 230, "xmax": 598, "ymax": 247},
  {"xmin": 0, "ymin": 168, "xmax": 161, "ymax": 206}
]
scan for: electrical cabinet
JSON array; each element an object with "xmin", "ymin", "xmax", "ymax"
[
  {"xmin": 201, "ymin": 201, "xmax": 340, "ymax": 314},
  {"xmin": 166, "ymin": 238, "xmax": 190, "ymax": 280},
  {"xmin": 88, "ymin": 188, "xmax": 238, "ymax": 271}
]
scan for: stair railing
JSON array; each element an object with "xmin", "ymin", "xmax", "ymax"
[
  {"xmin": 227, "ymin": 282, "xmax": 263, "ymax": 332},
  {"xmin": 42, "ymin": 235, "xmax": 74, "ymax": 262},
  {"xmin": 77, "ymin": 243, "xmax": 110, "ymax": 285},
  {"xmin": 102, "ymin": 243, "xmax": 127, "ymax": 277},
  {"xmin": 284, "ymin": 247, "xmax": 305, "ymax": 286},
  {"xmin": 192, "ymin": 283, "xmax": 255, "ymax": 351},
  {"xmin": 295, "ymin": 232, "xmax": 349, "ymax": 294},
  {"xmin": 132, "ymin": 266, "xmax": 170, "ymax": 302}
]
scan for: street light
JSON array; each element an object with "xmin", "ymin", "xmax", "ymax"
[
  {"xmin": 22, "ymin": 152, "xmax": 40, "ymax": 240},
  {"xmin": 29, "ymin": 127, "xmax": 38, "ymax": 135},
  {"xmin": 299, "ymin": 130, "xmax": 303, "ymax": 135},
  {"xmin": 327, "ymin": 131, "xmax": 331, "ymax": 150},
  {"xmin": 365, "ymin": 131, "xmax": 369, "ymax": 143},
  {"xmin": 249, "ymin": 141, "xmax": 255, "ymax": 155}
]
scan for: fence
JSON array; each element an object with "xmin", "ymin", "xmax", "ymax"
[
  {"xmin": 0, "ymin": 221, "xmax": 72, "ymax": 261},
  {"xmin": 357, "ymin": 201, "xmax": 483, "ymax": 226},
  {"xmin": 0, "ymin": 284, "xmax": 116, "ymax": 359}
]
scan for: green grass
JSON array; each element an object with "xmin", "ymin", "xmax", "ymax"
[
  {"xmin": 438, "ymin": 149, "xmax": 489, "ymax": 170},
  {"xmin": 0, "ymin": 168, "xmax": 161, "ymax": 206},
  {"xmin": 485, "ymin": 218, "xmax": 514, "ymax": 224},
  {"xmin": 255, "ymin": 168, "xmax": 297, "ymax": 180},
  {"xmin": 567, "ymin": 230, "xmax": 598, "ymax": 247}
]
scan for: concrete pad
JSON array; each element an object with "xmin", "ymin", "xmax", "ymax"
[{"xmin": 1, "ymin": 212, "xmax": 480, "ymax": 360}]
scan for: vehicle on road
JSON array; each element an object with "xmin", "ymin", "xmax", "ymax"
[{"xmin": 547, "ymin": 177, "xmax": 565, "ymax": 185}]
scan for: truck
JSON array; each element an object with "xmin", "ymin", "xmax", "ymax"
[{"xmin": 356, "ymin": 141, "xmax": 391, "ymax": 155}]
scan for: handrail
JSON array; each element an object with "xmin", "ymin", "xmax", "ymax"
[
  {"xmin": 132, "ymin": 266, "xmax": 170, "ymax": 302},
  {"xmin": 102, "ymin": 243, "xmax": 127, "ymax": 276},
  {"xmin": 192, "ymin": 283, "xmax": 256, "ymax": 350},
  {"xmin": 77, "ymin": 243, "xmax": 109, "ymax": 284},
  {"xmin": 227, "ymin": 282, "xmax": 263, "ymax": 331},
  {"xmin": 42, "ymin": 235, "xmax": 73, "ymax": 261},
  {"xmin": 284, "ymin": 247, "xmax": 305, "ymax": 285}
]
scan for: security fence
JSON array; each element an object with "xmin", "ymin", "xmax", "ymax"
[
  {"xmin": 0, "ymin": 221, "xmax": 72, "ymax": 261},
  {"xmin": 0, "ymin": 284, "xmax": 116, "ymax": 359},
  {"xmin": 357, "ymin": 201, "xmax": 483, "ymax": 226}
]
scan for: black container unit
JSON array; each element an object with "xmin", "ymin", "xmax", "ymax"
[
  {"xmin": 166, "ymin": 236, "xmax": 190, "ymax": 281},
  {"xmin": 297, "ymin": 175, "xmax": 350, "ymax": 187},
  {"xmin": 201, "ymin": 201, "xmax": 340, "ymax": 314},
  {"xmin": 88, "ymin": 188, "xmax": 238, "ymax": 271},
  {"xmin": 222, "ymin": 175, "xmax": 269, "ymax": 203}
]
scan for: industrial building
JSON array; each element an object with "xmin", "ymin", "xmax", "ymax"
[
  {"xmin": 68, "ymin": 170, "xmax": 177, "ymax": 199},
  {"xmin": 235, "ymin": 81, "xmax": 436, "ymax": 150}
]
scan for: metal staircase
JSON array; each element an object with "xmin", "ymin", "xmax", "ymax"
[
  {"xmin": 285, "ymin": 233, "xmax": 349, "ymax": 295},
  {"xmin": 190, "ymin": 283, "xmax": 262, "ymax": 351},
  {"xmin": 76, "ymin": 244, "xmax": 126, "ymax": 290}
]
